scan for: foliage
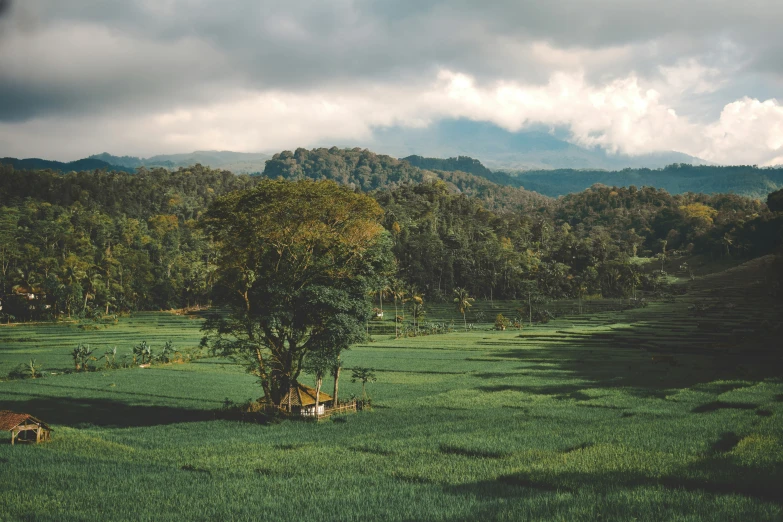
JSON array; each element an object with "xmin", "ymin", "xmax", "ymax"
[
  {"xmin": 133, "ymin": 341, "xmax": 153, "ymax": 365},
  {"xmin": 453, "ymin": 287, "xmax": 474, "ymax": 331},
  {"xmin": 199, "ymin": 179, "xmax": 393, "ymax": 404},
  {"xmin": 494, "ymin": 313, "xmax": 509, "ymax": 330},
  {"xmin": 71, "ymin": 343, "xmax": 96, "ymax": 372},
  {"xmin": 350, "ymin": 366, "xmax": 377, "ymax": 401},
  {"xmin": 1, "ymin": 151, "xmax": 781, "ymax": 326},
  {"xmin": 768, "ymin": 188, "xmax": 783, "ymax": 213}
]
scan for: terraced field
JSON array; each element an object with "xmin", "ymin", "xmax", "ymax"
[
  {"xmin": 0, "ymin": 257, "xmax": 781, "ymax": 521},
  {"xmin": 0, "ymin": 312, "xmax": 206, "ymax": 376}
]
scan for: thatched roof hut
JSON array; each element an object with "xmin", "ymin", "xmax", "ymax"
[
  {"xmin": 0, "ymin": 411, "xmax": 52, "ymax": 445},
  {"xmin": 277, "ymin": 384, "xmax": 333, "ymax": 416}
]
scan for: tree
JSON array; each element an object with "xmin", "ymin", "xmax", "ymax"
[
  {"xmin": 409, "ymin": 290, "xmax": 425, "ymax": 336},
  {"xmin": 351, "ymin": 367, "xmax": 377, "ymax": 402},
  {"xmin": 0, "ymin": 207, "xmax": 20, "ymax": 294},
  {"xmin": 331, "ymin": 354, "xmax": 343, "ymax": 404},
  {"xmin": 453, "ymin": 287, "xmax": 474, "ymax": 331},
  {"xmin": 200, "ymin": 179, "xmax": 393, "ymax": 405},
  {"xmin": 389, "ymin": 278, "xmax": 407, "ymax": 338},
  {"xmin": 767, "ymin": 189, "xmax": 783, "ymax": 213},
  {"xmin": 519, "ymin": 280, "xmax": 539, "ymax": 326},
  {"xmin": 494, "ymin": 313, "xmax": 509, "ymax": 331}
]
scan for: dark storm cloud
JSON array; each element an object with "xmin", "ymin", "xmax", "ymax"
[{"xmin": 0, "ymin": 0, "xmax": 780, "ymax": 123}]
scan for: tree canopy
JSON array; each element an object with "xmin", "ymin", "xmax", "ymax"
[{"xmin": 199, "ymin": 179, "xmax": 393, "ymax": 404}]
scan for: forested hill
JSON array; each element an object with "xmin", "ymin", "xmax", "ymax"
[
  {"xmin": 0, "ymin": 163, "xmax": 256, "ymax": 220},
  {"xmin": 1, "ymin": 156, "xmax": 135, "ymax": 174},
  {"xmin": 404, "ymin": 155, "xmax": 783, "ymax": 199},
  {"xmin": 261, "ymin": 147, "xmax": 550, "ymax": 211},
  {"xmin": 1, "ymin": 157, "xmax": 781, "ymax": 319},
  {"xmin": 402, "ymin": 155, "xmax": 494, "ymax": 179}
]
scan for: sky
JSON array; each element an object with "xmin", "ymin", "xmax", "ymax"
[{"xmin": 0, "ymin": 0, "xmax": 782, "ymax": 165}]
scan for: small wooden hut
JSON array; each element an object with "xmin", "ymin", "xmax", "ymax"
[
  {"xmin": 0, "ymin": 411, "xmax": 52, "ymax": 445},
  {"xmin": 277, "ymin": 384, "xmax": 333, "ymax": 416}
]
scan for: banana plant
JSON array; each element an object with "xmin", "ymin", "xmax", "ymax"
[
  {"xmin": 133, "ymin": 341, "xmax": 153, "ymax": 365},
  {"xmin": 27, "ymin": 359, "xmax": 42, "ymax": 379}
]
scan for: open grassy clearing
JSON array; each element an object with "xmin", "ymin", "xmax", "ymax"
[{"xmin": 0, "ymin": 258, "xmax": 781, "ymax": 521}]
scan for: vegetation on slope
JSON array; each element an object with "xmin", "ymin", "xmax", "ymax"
[{"xmin": 1, "ymin": 148, "xmax": 781, "ymax": 322}]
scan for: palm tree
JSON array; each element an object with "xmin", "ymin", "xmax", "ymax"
[
  {"xmin": 722, "ymin": 233, "xmax": 734, "ymax": 257},
  {"xmin": 390, "ymin": 279, "xmax": 407, "ymax": 338},
  {"xmin": 409, "ymin": 290, "xmax": 425, "ymax": 336},
  {"xmin": 453, "ymin": 287, "xmax": 474, "ymax": 331},
  {"xmin": 378, "ymin": 282, "xmax": 391, "ymax": 317}
]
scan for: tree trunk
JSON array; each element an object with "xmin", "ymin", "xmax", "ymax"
[
  {"xmin": 333, "ymin": 365, "xmax": 340, "ymax": 404},
  {"xmin": 528, "ymin": 294, "xmax": 532, "ymax": 327},
  {"xmin": 314, "ymin": 375, "xmax": 322, "ymax": 418},
  {"xmin": 463, "ymin": 311, "xmax": 467, "ymax": 332},
  {"xmin": 394, "ymin": 299, "xmax": 398, "ymax": 338}
]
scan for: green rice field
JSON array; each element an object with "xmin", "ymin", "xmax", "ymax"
[{"xmin": 0, "ymin": 258, "xmax": 781, "ymax": 521}]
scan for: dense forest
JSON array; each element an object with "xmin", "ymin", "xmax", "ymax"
[{"xmin": 1, "ymin": 148, "xmax": 781, "ymax": 322}]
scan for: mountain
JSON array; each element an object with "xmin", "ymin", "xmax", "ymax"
[
  {"xmin": 402, "ymin": 155, "xmax": 783, "ymax": 199},
  {"xmin": 89, "ymin": 151, "xmax": 272, "ymax": 173},
  {"xmin": 0, "ymin": 156, "xmax": 135, "ymax": 173},
  {"xmin": 361, "ymin": 119, "xmax": 708, "ymax": 170}
]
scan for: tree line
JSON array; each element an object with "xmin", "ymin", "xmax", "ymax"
[{"xmin": 1, "ymin": 149, "xmax": 781, "ymax": 323}]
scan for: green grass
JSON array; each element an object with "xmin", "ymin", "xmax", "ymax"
[
  {"xmin": 0, "ymin": 312, "xmax": 206, "ymax": 376},
  {"xmin": 1, "ymin": 259, "xmax": 782, "ymax": 521}
]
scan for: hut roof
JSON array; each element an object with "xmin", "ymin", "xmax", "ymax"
[
  {"xmin": 279, "ymin": 384, "xmax": 333, "ymax": 407},
  {"xmin": 0, "ymin": 410, "xmax": 50, "ymax": 431}
]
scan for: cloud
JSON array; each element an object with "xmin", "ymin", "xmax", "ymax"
[
  {"xmin": 2, "ymin": 68, "xmax": 781, "ymax": 166},
  {"xmin": 0, "ymin": 0, "xmax": 781, "ymax": 165}
]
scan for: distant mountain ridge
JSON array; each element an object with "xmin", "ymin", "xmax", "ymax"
[
  {"xmin": 89, "ymin": 151, "xmax": 272, "ymax": 173},
  {"xmin": 5, "ymin": 144, "xmax": 782, "ymax": 200},
  {"xmin": 402, "ymin": 155, "xmax": 783, "ymax": 199},
  {"xmin": 0, "ymin": 156, "xmax": 136, "ymax": 173},
  {"xmin": 363, "ymin": 120, "xmax": 710, "ymax": 170}
]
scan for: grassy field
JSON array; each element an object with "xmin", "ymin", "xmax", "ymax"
[
  {"xmin": 1, "ymin": 259, "xmax": 781, "ymax": 521},
  {"xmin": 0, "ymin": 312, "xmax": 206, "ymax": 377}
]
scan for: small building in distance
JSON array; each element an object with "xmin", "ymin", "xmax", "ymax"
[
  {"xmin": 277, "ymin": 383, "xmax": 333, "ymax": 416},
  {"xmin": 0, "ymin": 411, "xmax": 52, "ymax": 445}
]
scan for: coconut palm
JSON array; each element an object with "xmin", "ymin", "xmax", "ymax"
[
  {"xmin": 389, "ymin": 279, "xmax": 407, "ymax": 338},
  {"xmin": 453, "ymin": 287, "xmax": 474, "ymax": 332},
  {"xmin": 409, "ymin": 290, "xmax": 425, "ymax": 336}
]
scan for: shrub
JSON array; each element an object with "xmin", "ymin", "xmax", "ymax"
[{"xmin": 494, "ymin": 314, "xmax": 509, "ymax": 330}]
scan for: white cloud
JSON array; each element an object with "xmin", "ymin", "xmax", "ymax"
[
  {"xmin": 659, "ymin": 59, "xmax": 723, "ymax": 95},
  {"xmin": 703, "ymin": 98, "xmax": 783, "ymax": 165},
  {"xmin": 1, "ymin": 67, "xmax": 782, "ymax": 167}
]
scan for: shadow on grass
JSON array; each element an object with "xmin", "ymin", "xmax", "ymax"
[
  {"xmin": 0, "ymin": 395, "xmax": 215, "ymax": 428},
  {"xmin": 484, "ymin": 341, "xmax": 783, "ymax": 398},
  {"xmin": 446, "ymin": 462, "xmax": 783, "ymax": 504},
  {"xmin": 476, "ymin": 383, "xmax": 599, "ymax": 399},
  {"xmin": 692, "ymin": 401, "xmax": 758, "ymax": 413},
  {"xmin": 12, "ymin": 382, "xmax": 225, "ymax": 406},
  {"xmin": 709, "ymin": 432, "xmax": 741, "ymax": 454},
  {"xmin": 439, "ymin": 444, "xmax": 509, "ymax": 459}
]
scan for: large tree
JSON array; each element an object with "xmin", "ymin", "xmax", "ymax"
[{"xmin": 200, "ymin": 179, "xmax": 393, "ymax": 405}]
